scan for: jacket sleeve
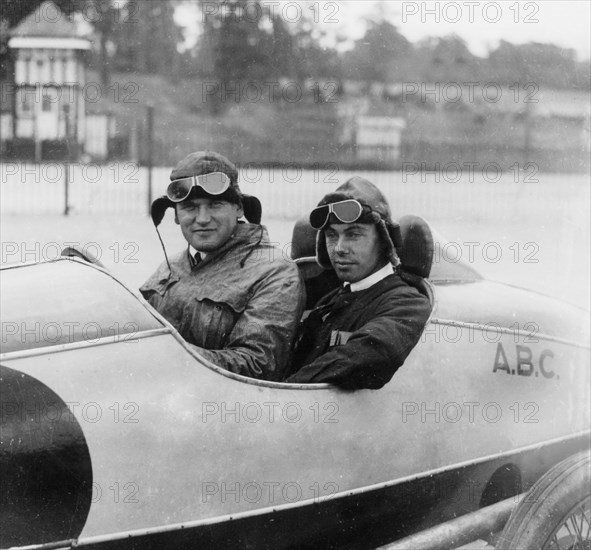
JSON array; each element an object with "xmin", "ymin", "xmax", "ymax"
[
  {"xmin": 191, "ymin": 264, "xmax": 304, "ymax": 382},
  {"xmin": 287, "ymin": 290, "xmax": 431, "ymax": 389}
]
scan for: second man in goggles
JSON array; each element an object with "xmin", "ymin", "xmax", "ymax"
[{"xmin": 286, "ymin": 176, "xmax": 432, "ymax": 389}]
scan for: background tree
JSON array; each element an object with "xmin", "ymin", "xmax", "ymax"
[
  {"xmin": 290, "ymin": 15, "xmax": 342, "ymax": 81},
  {"xmin": 342, "ymin": 20, "xmax": 411, "ymax": 84},
  {"xmin": 414, "ymin": 35, "xmax": 481, "ymax": 83},
  {"xmin": 110, "ymin": 1, "xmax": 183, "ymax": 75},
  {"xmin": 2, "ymin": 0, "xmax": 587, "ymax": 92},
  {"xmin": 488, "ymin": 41, "xmax": 587, "ymax": 89},
  {"xmin": 196, "ymin": 0, "xmax": 274, "ymax": 83}
]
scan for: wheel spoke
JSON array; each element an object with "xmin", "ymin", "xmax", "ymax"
[
  {"xmin": 505, "ymin": 454, "xmax": 590, "ymax": 550},
  {"xmin": 571, "ymin": 511, "xmax": 584, "ymax": 543},
  {"xmin": 581, "ymin": 503, "xmax": 591, "ymax": 541},
  {"xmin": 552, "ymin": 501, "xmax": 591, "ymax": 550}
]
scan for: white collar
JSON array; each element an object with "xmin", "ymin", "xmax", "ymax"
[
  {"xmin": 189, "ymin": 245, "xmax": 208, "ymax": 261},
  {"xmin": 348, "ymin": 263, "xmax": 394, "ymax": 292}
]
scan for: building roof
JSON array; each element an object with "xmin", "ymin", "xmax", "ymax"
[{"xmin": 10, "ymin": 2, "xmax": 84, "ymax": 39}]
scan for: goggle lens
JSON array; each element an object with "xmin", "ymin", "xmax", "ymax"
[
  {"xmin": 309, "ymin": 199, "xmax": 365, "ymax": 230},
  {"xmin": 167, "ymin": 172, "xmax": 231, "ymax": 202}
]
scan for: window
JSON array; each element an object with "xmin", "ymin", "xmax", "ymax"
[
  {"xmin": 18, "ymin": 87, "xmax": 36, "ymax": 117},
  {"xmin": 42, "ymin": 95, "xmax": 52, "ymax": 112}
]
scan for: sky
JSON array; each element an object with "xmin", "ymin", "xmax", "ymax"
[
  {"xmin": 340, "ymin": 1, "xmax": 591, "ymax": 58},
  {"xmin": 175, "ymin": 0, "xmax": 591, "ymax": 60}
]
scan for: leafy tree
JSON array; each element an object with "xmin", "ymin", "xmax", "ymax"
[
  {"xmin": 110, "ymin": 1, "xmax": 183, "ymax": 75},
  {"xmin": 414, "ymin": 35, "xmax": 481, "ymax": 82},
  {"xmin": 85, "ymin": 0, "xmax": 118, "ymax": 86},
  {"xmin": 489, "ymin": 41, "xmax": 583, "ymax": 88},
  {"xmin": 196, "ymin": 0, "xmax": 274, "ymax": 82},
  {"xmin": 290, "ymin": 16, "xmax": 342, "ymax": 81},
  {"xmin": 342, "ymin": 20, "xmax": 411, "ymax": 83},
  {"xmin": 2, "ymin": 0, "xmax": 53, "ymax": 27}
]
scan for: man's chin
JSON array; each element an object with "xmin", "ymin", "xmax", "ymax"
[
  {"xmin": 333, "ymin": 264, "xmax": 357, "ymax": 282},
  {"xmin": 190, "ymin": 238, "xmax": 218, "ymax": 252}
]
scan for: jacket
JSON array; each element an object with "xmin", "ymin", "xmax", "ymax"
[
  {"xmin": 286, "ymin": 273, "xmax": 431, "ymax": 389},
  {"xmin": 140, "ymin": 223, "xmax": 304, "ymax": 381}
]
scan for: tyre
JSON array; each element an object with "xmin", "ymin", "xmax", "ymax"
[{"xmin": 496, "ymin": 450, "xmax": 590, "ymax": 549}]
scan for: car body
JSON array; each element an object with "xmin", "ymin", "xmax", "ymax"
[{"xmin": 1, "ymin": 231, "xmax": 589, "ymax": 549}]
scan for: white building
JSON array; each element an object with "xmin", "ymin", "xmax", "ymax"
[{"xmin": 1, "ymin": 2, "xmax": 101, "ymax": 160}]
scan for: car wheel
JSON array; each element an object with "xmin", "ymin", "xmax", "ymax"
[{"xmin": 496, "ymin": 450, "xmax": 590, "ymax": 550}]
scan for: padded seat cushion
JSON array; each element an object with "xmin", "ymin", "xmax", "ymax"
[{"xmin": 398, "ymin": 214, "xmax": 434, "ymax": 279}]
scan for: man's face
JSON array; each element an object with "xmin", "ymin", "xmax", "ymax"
[
  {"xmin": 325, "ymin": 223, "xmax": 385, "ymax": 283},
  {"xmin": 175, "ymin": 198, "xmax": 243, "ymax": 252}
]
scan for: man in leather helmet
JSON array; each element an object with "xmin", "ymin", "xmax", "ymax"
[
  {"xmin": 286, "ymin": 177, "xmax": 431, "ymax": 389},
  {"xmin": 141, "ymin": 151, "xmax": 303, "ymax": 381}
]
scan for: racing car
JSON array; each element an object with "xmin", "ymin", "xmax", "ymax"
[{"xmin": 1, "ymin": 215, "xmax": 589, "ymax": 549}]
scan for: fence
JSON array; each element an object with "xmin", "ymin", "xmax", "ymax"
[{"xmin": 1, "ymin": 162, "xmax": 588, "ymax": 226}]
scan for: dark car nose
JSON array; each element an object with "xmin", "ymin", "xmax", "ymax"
[{"xmin": 0, "ymin": 364, "xmax": 93, "ymax": 547}]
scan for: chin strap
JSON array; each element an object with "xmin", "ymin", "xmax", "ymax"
[
  {"xmin": 150, "ymin": 196, "xmax": 175, "ymax": 280},
  {"xmin": 154, "ymin": 225, "xmax": 173, "ymax": 280}
]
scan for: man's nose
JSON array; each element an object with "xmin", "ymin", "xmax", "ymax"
[
  {"xmin": 334, "ymin": 236, "xmax": 348, "ymax": 254},
  {"xmin": 194, "ymin": 206, "xmax": 212, "ymax": 224}
]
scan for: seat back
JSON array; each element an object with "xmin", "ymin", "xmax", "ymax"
[
  {"xmin": 291, "ymin": 217, "xmax": 340, "ymax": 310},
  {"xmin": 398, "ymin": 214, "xmax": 434, "ymax": 279}
]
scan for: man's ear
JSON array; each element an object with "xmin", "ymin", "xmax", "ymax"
[{"xmin": 236, "ymin": 203, "xmax": 244, "ymax": 219}]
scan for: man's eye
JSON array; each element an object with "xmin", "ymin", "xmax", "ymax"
[{"xmin": 210, "ymin": 201, "xmax": 224, "ymax": 208}]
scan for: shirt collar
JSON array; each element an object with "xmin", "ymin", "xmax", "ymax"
[
  {"xmin": 348, "ymin": 263, "xmax": 394, "ymax": 292},
  {"xmin": 188, "ymin": 245, "xmax": 208, "ymax": 266}
]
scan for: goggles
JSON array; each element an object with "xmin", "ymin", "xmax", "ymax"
[
  {"xmin": 166, "ymin": 172, "xmax": 231, "ymax": 203},
  {"xmin": 309, "ymin": 199, "xmax": 369, "ymax": 230}
]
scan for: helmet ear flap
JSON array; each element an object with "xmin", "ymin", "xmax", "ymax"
[
  {"xmin": 241, "ymin": 195, "xmax": 262, "ymax": 224},
  {"xmin": 315, "ymin": 230, "xmax": 333, "ymax": 269},
  {"xmin": 151, "ymin": 196, "xmax": 174, "ymax": 227},
  {"xmin": 388, "ymin": 221, "xmax": 403, "ymax": 252}
]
